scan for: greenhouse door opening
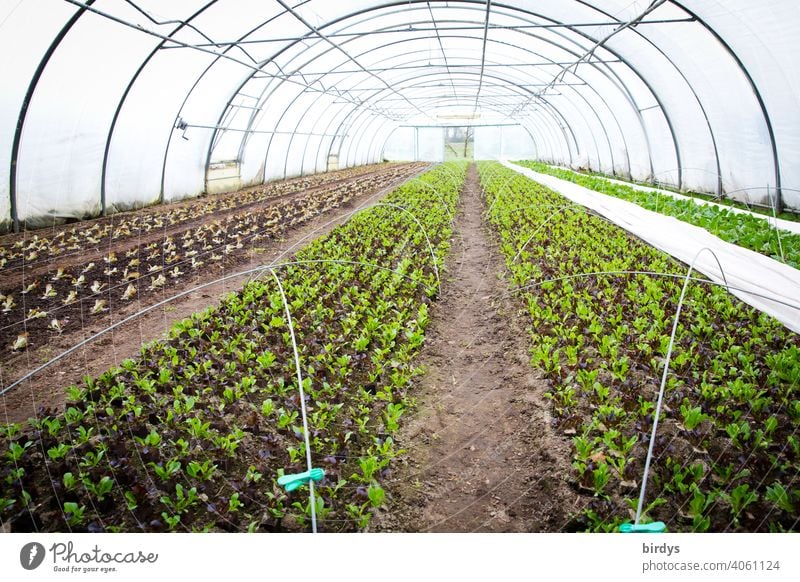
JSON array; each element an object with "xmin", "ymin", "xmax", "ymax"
[
  {"xmin": 383, "ymin": 125, "xmax": 535, "ymax": 162},
  {"xmin": 444, "ymin": 127, "xmax": 474, "ymax": 160}
]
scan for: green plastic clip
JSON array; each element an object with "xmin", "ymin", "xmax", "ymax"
[
  {"xmin": 619, "ymin": 521, "xmax": 667, "ymax": 533},
  {"xmin": 277, "ymin": 468, "xmax": 325, "ymax": 492}
]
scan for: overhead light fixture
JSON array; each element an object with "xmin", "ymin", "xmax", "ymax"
[{"xmin": 436, "ymin": 113, "xmax": 481, "ymax": 120}]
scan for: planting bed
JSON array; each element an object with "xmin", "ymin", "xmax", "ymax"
[
  {"xmin": 0, "ymin": 163, "xmax": 410, "ymax": 269},
  {"xmin": 479, "ymin": 162, "xmax": 800, "ymax": 532},
  {"xmin": 0, "ymin": 163, "xmax": 424, "ymax": 368},
  {"xmin": 574, "ymin": 167, "xmax": 800, "ymax": 224},
  {"xmin": 0, "ymin": 162, "xmax": 465, "ymax": 532},
  {"xmin": 514, "ymin": 161, "xmax": 800, "ymax": 270}
]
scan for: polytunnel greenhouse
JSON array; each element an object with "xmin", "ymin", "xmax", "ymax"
[{"xmin": 0, "ymin": 0, "xmax": 799, "ymax": 543}]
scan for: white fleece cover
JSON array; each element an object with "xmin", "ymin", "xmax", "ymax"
[{"xmin": 505, "ymin": 162, "xmax": 800, "ymax": 334}]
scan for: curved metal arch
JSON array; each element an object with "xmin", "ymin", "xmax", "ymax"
[
  {"xmin": 206, "ymin": 0, "xmax": 661, "ymax": 189},
  {"xmin": 156, "ymin": 0, "xmax": 390, "ymax": 197},
  {"xmin": 357, "ymin": 94, "xmax": 561, "ymax": 167},
  {"xmin": 321, "ymin": 66, "xmax": 580, "ymax": 168},
  {"xmin": 180, "ymin": 3, "xmax": 322, "ymax": 195},
  {"xmin": 248, "ymin": 0, "xmax": 664, "ymax": 185},
  {"xmin": 8, "ymin": 0, "xmax": 95, "ymax": 233},
  {"xmin": 98, "ymin": 0, "xmax": 317, "ymax": 209},
  {"xmin": 215, "ymin": 7, "xmax": 498, "ymax": 179},
  {"xmin": 266, "ymin": 78, "xmax": 362, "ymax": 179},
  {"xmin": 376, "ymin": 116, "xmax": 541, "ymax": 162},
  {"xmin": 362, "ymin": 115, "xmax": 393, "ymax": 165},
  {"xmin": 111, "ymin": 0, "xmax": 320, "ymax": 198},
  {"xmin": 297, "ymin": 111, "xmax": 344, "ymax": 176},
  {"xmin": 238, "ymin": 5, "xmax": 672, "ymax": 182},
  {"xmin": 312, "ymin": 55, "xmax": 582, "ymax": 168},
  {"xmin": 669, "ymin": 0, "xmax": 782, "ymax": 208},
  {"xmin": 180, "ymin": 0, "xmax": 682, "ymax": 200},
  {"xmin": 339, "ymin": 102, "xmax": 396, "ymax": 168},
  {"xmin": 101, "ymin": 0, "xmax": 218, "ymax": 212},
  {"xmin": 525, "ymin": 109, "xmax": 570, "ymax": 163},
  {"xmin": 162, "ymin": 0, "xmax": 639, "ymax": 200},
  {"xmin": 22, "ymin": 0, "xmax": 622, "ymax": 212},
  {"xmin": 513, "ymin": 114, "xmax": 558, "ymax": 162},
  {"xmin": 257, "ymin": 17, "xmax": 626, "ymax": 175},
  {"xmin": 362, "ymin": 69, "xmax": 594, "ymax": 161},
  {"xmin": 486, "ymin": 0, "xmax": 682, "ymax": 182},
  {"xmin": 481, "ymin": 1, "xmax": 672, "ymax": 178},
  {"xmin": 308, "ymin": 45, "xmax": 608, "ymax": 171},
  {"xmin": 12, "ymin": 0, "xmax": 767, "ymax": 217},
  {"xmin": 301, "ymin": 96, "xmax": 368, "ymax": 176},
  {"xmin": 282, "ymin": 91, "xmax": 354, "ymax": 178},
  {"xmin": 569, "ymin": 0, "xmax": 720, "ymax": 191},
  {"xmin": 339, "ymin": 75, "xmax": 569, "ymax": 167},
  {"xmin": 255, "ymin": 49, "xmax": 583, "ymax": 181},
  {"xmin": 337, "ymin": 1, "xmax": 663, "ymax": 173}
]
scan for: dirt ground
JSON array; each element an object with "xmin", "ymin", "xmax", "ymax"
[
  {"xmin": 0, "ymin": 164, "xmax": 410, "ymax": 284},
  {"xmin": 0, "ymin": 167, "xmax": 425, "ymax": 425},
  {"xmin": 374, "ymin": 164, "xmax": 579, "ymax": 532}
]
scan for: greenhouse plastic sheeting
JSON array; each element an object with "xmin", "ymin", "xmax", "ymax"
[
  {"xmin": 505, "ymin": 162, "xmax": 800, "ymax": 334},
  {"xmin": 1, "ymin": 1, "xmax": 799, "ymax": 230}
]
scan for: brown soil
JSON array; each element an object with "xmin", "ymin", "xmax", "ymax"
[
  {"xmin": 0, "ymin": 165, "xmax": 423, "ymax": 364},
  {"xmin": 374, "ymin": 164, "xmax": 578, "ymax": 532},
  {"xmin": 0, "ymin": 163, "xmax": 417, "ymax": 283},
  {"xmin": 0, "ymin": 167, "xmax": 427, "ymax": 425}
]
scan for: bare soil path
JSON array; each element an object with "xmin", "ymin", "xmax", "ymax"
[
  {"xmin": 375, "ymin": 163, "xmax": 578, "ymax": 532},
  {"xmin": 0, "ymin": 167, "xmax": 426, "ymax": 425}
]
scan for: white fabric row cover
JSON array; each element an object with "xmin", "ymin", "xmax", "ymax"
[
  {"xmin": 0, "ymin": 1, "xmax": 798, "ymax": 231},
  {"xmin": 505, "ymin": 162, "xmax": 800, "ymax": 334}
]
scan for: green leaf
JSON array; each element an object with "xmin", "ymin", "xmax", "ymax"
[{"xmin": 367, "ymin": 483, "xmax": 385, "ymax": 508}]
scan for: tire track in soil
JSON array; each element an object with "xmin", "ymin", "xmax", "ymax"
[
  {"xmin": 375, "ymin": 163, "xmax": 578, "ymax": 532},
  {"xmin": 0, "ymin": 167, "xmax": 428, "ymax": 425}
]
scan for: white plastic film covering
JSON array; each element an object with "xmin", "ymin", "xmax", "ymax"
[
  {"xmin": 0, "ymin": 0, "xmax": 75, "ymax": 230},
  {"xmin": 105, "ymin": 47, "xmax": 217, "ymax": 211},
  {"xmin": 264, "ymin": 133, "xmax": 292, "ymax": 182},
  {"xmin": 340, "ymin": 114, "xmax": 379, "ymax": 167},
  {"xmin": 383, "ymin": 127, "xmax": 415, "ymax": 161},
  {"xmin": 2, "ymin": 0, "xmax": 799, "ymax": 231},
  {"xmin": 691, "ymin": 0, "xmax": 800, "ymax": 209},
  {"xmin": 14, "ymin": 5, "xmax": 160, "ymax": 225},
  {"xmin": 632, "ymin": 3, "xmax": 774, "ymax": 201},
  {"xmin": 474, "ymin": 127, "xmax": 502, "ymax": 160}
]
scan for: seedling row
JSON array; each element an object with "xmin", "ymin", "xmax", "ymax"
[
  {"xmin": 0, "ymin": 164, "xmax": 423, "ymax": 365},
  {"xmin": 0, "ymin": 163, "xmax": 420, "ymax": 270},
  {"xmin": 0, "ymin": 162, "xmax": 465, "ymax": 532},
  {"xmin": 515, "ymin": 160, "xmax": 800, "ymax": 269},
  {"xmin": 480, "ymin": 162, "xmax": 799, "ymax": 532}
]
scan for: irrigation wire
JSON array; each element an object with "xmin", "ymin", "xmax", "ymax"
[
  {"xmin": 0, "ymin": 166, "xmax": 423, "ymax": 332},
  {"xmin": 633, "ymin": 247, "xmax": 728, "ymax": 526},
  {"xmin": 268, "ymin": 268, "xmax": 318, "ymax": 533},
  {"xmin": 1, "ymin": 168, "xmax": 452, "ymax": 394},
  {"xmin": 0, "ymin": 257, "xmax": 442, "ymax": 397}
]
